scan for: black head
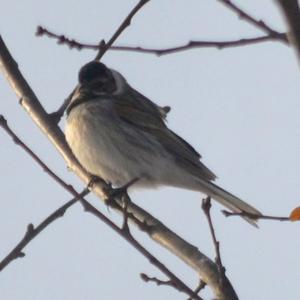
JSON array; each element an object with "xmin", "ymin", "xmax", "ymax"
[{"xmin": 78, "ymin": 61, "xmax": 116, "ymax": 94}]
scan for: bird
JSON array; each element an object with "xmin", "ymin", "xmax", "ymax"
[{"xmin": 65, "ymin": 61, "xmax": 261, "ymax": 225}]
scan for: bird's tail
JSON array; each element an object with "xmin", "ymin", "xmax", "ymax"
[{"xmin": 196, "ymin": 178, "xmax": 262, "ymax": 227}]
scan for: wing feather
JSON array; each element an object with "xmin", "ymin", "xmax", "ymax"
[{"xmin": 113, "ymin": 86, "xmax": 217, "ymax": 181}]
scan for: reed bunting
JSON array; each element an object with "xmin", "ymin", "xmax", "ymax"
[{"xmin": 65, "ymin": 61, "xmax": 261, "ymax": 225}]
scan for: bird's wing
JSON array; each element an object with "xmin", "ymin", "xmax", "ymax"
[{"xmin": 113, "ymin": 87, "xmax": 217, "ymax": 181}]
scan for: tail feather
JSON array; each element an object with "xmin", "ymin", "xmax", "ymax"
[{"xmin": 197, "ymin": 179, "xmax": 262, "ymax": 227}]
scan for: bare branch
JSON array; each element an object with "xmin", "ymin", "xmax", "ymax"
[
  {"xmin": 275, "ymin": 0, "xmax": 300, "ymax": 64},
  {"xmin": 110, "ymin": 35, "xmax": 287, "ymax": 55},
  {"xmin": 188, "ymin": 280, "xmax": 207, "ymax": 300},
  {"xmin": 0, "ymin": 33, "xmax": 239, "ymax": 300},
  {"xmin": 222, "ymin": 210, "xmax": 290, "ymax": 222},
  {"xmin": 140, "ymin": 273, "xmax": 204, "ymax": 299},
  {"xmin": 36, "ymin": 26, "xmax": 288, "ymax": 56},
  {"xmin": 140, "ymin": 273, "xmax": 175, "ymax": 287},
  {"xmin": 202, "ymin": 198, "xmax": 226, "ymax": 283},
  {"xmin": 94, "ymin": 0, "xmax": 150, "ymax": 60},
  {"xmin": 0, "ymin": 188, "xmax": 89, "ymax": 271},
  {"xmin": 218, "ymin": 0, "xmax": 288, "ymax": 43}
]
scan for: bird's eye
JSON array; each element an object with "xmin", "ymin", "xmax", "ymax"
[{"xmin": 79, "ymin": 61, "xmax": 108, "ymax": 84}]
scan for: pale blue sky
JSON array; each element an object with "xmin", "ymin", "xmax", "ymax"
[{"xmin": 1, "ymin": 1, "xmax": 300, "ymax": 299}]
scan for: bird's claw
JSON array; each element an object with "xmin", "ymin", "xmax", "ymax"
[
  {"xmin": 87, "ymin": 175, "xmax": 103, "ymax": 190},
  {"xmin": 104, "ymin": 177, "xmax": 139, "ymax": 207}
]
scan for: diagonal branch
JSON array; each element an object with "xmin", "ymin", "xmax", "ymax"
[
  {"xmin": 218, "ymin": 0, "xmax": 288, "ymax": 43},
  {"xmin": 0, "ymin": 189, "xmax": 88, "ymax": 271},
  {"xmin": 0, "ymin": 35, "xmax": 238, "ymax": 300},
  {"xmin": 94, "ymin": 0, "xmax": 150, "ymax": 61}
]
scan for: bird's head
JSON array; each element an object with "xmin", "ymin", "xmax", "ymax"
[{"xmin": 78, "ymin": 61, "xmax": 117, "ymax": 95}]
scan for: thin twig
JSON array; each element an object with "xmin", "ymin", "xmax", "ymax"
[
  {"xmin": 140, "ymin": 273, "xmax": 204, "ymax": 299},
  {"xmin": 0, "ymin": 189, "xmax": 89, "ymax": 271},
  {"xmin": 36, "ymin": 26, "xmax": 288, "ymax": 56},
  {"xmin": 0, "ymin": 115, "xmax": 200, "ymax": 300},
  {"xmin": 222, "ymin": 210, "xmax": 290, "ymax": 221},
  {"xmin": 218, "ymin": 0, "xmax": 288, "ymax": 43},
  {"xmin": 94, "ymin": 0, "xmax": 150, "ymax": 61},
  {"xmin": 109, "ymin": 36, "xmax": 287, "ymax": 55},
  {"xmin": 202, "ymin": 197, "xmax": 226, "ymax": 283},
  {"xmin": 140, "ymin": 273, "xmax": 174, "ymax": 287},
  {"xmin": 188, "ymin": 280, "xmax": 207, "ymax": 300}
]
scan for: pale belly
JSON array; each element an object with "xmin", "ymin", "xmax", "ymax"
[{"xmin": 65, "ymin": 101, "xmax": 177, "ymax": 188}]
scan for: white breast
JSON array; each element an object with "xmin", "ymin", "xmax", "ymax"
[{"xmin": 65, "ymin": 99, "xmax": 178, "ymax": 188}]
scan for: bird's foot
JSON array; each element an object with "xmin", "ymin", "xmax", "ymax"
[
  {"xmin": 104, "ymin": 177, "xmax": 139, "ymax": 207},
  {"xmin": 87, "ymin": 175, "xmax": 105, "ymax": 190},
  {"xmin": 105, "ymin": 178, "xmax": 139, "ymax": 233}
]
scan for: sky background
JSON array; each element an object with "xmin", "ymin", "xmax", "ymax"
[{"xmin": 1, "ymin": 1, "xmax": 300, "ymax": 299}]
